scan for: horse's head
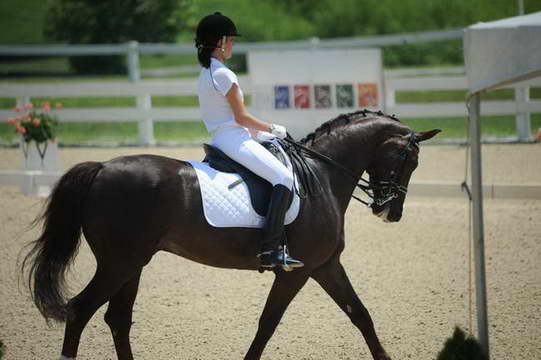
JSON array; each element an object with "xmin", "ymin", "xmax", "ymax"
[{"xmin": 367, "ymin": 128, "xmax": 440, "ymax": 222}]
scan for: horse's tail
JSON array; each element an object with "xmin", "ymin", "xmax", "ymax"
[{"xmin": 21, "ymin": 161, "xmax": 103, "ymax": 323}]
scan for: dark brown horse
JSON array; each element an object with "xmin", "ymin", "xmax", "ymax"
[{"xmin": 22, "ymin": 110, "xmax": 439, "ymax": 360}]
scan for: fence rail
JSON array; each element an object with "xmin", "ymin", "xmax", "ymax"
[
  {"xmin": 1, "ymin": 74, "xmax": 540, "ymax": 144},
  {"xmin": 0, "ymin": 28, "xmax": 463, "ymax": 81}
]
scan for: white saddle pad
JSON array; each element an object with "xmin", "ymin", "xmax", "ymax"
[{"xmin": 187, "ymin": 161, "xmax": 300, "ymax": 228}]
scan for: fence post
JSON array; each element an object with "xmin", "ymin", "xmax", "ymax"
[
  {"xmin": 515, "ymin": 86, "xmax": 531, "ymax": 141},
  {"xmin": 16, "ymin": 96, "xmax": 31, "ymax": 107},
  {"xmin": 136, "ymin": 94, "xmax": 155, "ymax": 145},
  {"xmin": 384, "ymin": 84, "xmax": 396, "ymax": 111},
  {"xmin": 127, "ymin": 41, "xmax": 141, "ymax": 82}
]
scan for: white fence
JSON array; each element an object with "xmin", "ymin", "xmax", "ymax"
[
  {"xmin": 1, "ymin": 69, "xmax": 540, "ymax": 144},
  {"xmin": 0, "ymin": 28, "xmax": 463, "ymax": 82},
  {"xmin": 385, "ymin": 72, "xmax": 541, "ymax": 141}
]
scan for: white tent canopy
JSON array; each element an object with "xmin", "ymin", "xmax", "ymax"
[
  {"xmin": 463, "ymin": 11, "xmax": 541, "ymax": 360},
  {"xmin": 464, "ymin": 11, "xmax": 541, "ymax": 94}
]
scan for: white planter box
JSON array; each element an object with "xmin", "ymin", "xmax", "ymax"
[{"xmin": 20, "ymin": 140, "xmax": 61, "ymax": 196}]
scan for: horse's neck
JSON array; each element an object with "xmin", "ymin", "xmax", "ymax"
[{"xmin": 307, "ymin": 124, "xmax": 380, "ymax": 212}]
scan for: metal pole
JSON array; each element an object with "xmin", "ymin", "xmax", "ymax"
[
  {"xmin": 468, "ymin": 94, "xmax": 490, "ymax": 358},
  {"xmin": 515, "ymin": 87, "xmax": 531, "ymax": 141},
  {"xmin": 127, "ymin": 41, "xmax": 141, "ymax": 82}
]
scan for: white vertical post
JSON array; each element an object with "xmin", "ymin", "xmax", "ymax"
[
  {"xmin": 518, "ymin": 0, "xmax": 524, "ymax": 15},
  {"xmin": 515, "ymin": 87, "xmax": 531, "ymax": 141},
  {"xmin": 136, "ymin": 94, "xmax": 155, "ymax": 145},
  {"xmin": 468, "ymin": 94, "xmax": 490, "ymax": 359},
  {"xmin": 16, "ymin": 96, "xmax": 31, "ymax": 107},
  {"xmin": 127, "ymin": 41, "xmax": 141, "ymax": 83},
  {"xmin": 384, "ymin": 85, "xmax": 396, "ymax": 111}
]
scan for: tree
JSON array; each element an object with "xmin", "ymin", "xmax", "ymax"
[{"xmin": 44, "ymin": 0, "xmax": 189, "ymax": 74}]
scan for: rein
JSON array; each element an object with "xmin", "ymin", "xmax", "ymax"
[{"xmin": 282, "ymin": 132, "xmax": 417, "ymax": 208}]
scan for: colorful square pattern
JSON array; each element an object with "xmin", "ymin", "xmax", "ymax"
[
  {"xmin": 272, "ymin": 83, "xmax": 378, "ymax": 109},
  {"xmin": 294, "ymin": 85, "xmax": 310, "ymax": 109},
  {"xmin": 274, "ymin": 85, "xmax": 290, "ymax": 109}
]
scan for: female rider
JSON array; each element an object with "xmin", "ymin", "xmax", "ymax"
[{"xmin": 195, "ymin": 12, "xmax": 303, "ymax": 270}]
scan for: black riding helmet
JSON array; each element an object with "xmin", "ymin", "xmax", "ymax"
[{"xmin": 195, "ymin": 12, "xmax": 241, "ymax": 48}]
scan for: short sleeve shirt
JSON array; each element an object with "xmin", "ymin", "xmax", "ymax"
[{"xmin": 197, "ymin": 58, "xmax": 244, "ymax": 133}]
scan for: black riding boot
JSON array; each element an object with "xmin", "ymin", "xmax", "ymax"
[{"xmin": 258, "ymin": 184, "xmax": 304, "ymax": 270}]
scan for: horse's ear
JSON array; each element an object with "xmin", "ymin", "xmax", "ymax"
[{"xmin": 415, "ymin": 129, "xmax": 441, "ymax": 142}]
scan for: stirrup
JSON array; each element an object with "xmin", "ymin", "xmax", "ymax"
[
  {"xmin": 257, "ymin": 247, "xmax": 304, "ymax": 271},
  {"xmin": 279, "ymin": 245, "xmax": 304, "ymax": 272}
]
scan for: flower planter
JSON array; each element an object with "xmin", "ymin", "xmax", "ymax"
[
  {"xmin": 6, "ymin": 101, "xmax": 62, "ymax": 196},
  {"xmin": 21, "ymin": 140, "xmax": 60, "ymax": 171},
  {"xmin": 20, "ymin": 140, "xmax": 61, "ymax": 197}
]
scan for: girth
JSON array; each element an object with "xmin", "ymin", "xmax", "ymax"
[{"xmin": 202, "ymin": 142, "xmax": 293, "ymax": 216}]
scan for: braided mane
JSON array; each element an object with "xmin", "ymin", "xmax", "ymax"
[{"xmin": 299, "ymin": 109, "xmax": 401, "ymax": 145}]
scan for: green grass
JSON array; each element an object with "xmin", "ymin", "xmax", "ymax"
[
  {"xmin": 0, "ymin": 121, "xmax": 209, "ymax": 145},
  {"xmin": 403, "ymin": 114, "xmax": 541, "ymax": 138},
  {"xmin": 397, "ymin": 88, "xmax": 541, "ymax": 103},
  {"xmin": 0, "ymin": 96, "xmax": 200, "ymax": 109},
  {"xmin": 2, "ymin": 115, "xmax": 540, "ymax": 145},
  {"xmin": 0, "ymin": 57, "xmax": 73, "ymax": 74},
  {"xmin": 0, "ymin": 95, "xmax": 252, "ymax": 109},
  {"xmin": 140, "ymin": 54, "xmax": 198, "ymax": 69},
  {"xmin": 0, "ymin": 55, "xmax": 199, "ymax": 80}
]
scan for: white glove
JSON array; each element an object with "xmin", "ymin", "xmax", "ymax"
[
  {"xmin": 269, "ymin": 124, "xmax": 287, "ymax": 139},
  {"xmin": 255, "ymin": 131, "xmax": 276, "ymax": 142}
]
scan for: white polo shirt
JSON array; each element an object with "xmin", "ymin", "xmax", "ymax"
[{"xmin": 197, "ymin": 57, "xmax": 244, "ymax": 134}]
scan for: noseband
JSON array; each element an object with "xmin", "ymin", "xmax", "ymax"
[{"xmin": 283, "ymin": 131, "xmax": 418, "ymax": 208}]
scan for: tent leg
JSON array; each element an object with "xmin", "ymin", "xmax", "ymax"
[{"xmin": 468, "ymin": 94, "xmax": 490, "ymax": 359}]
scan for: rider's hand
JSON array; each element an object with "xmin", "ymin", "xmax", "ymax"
[
  {"xmin": 255, "ymin": 131, "xmax": 276, "ymax": 142},
  {"xmin": 269, "ymin": 124, "xmax": 287, "ymax": 139}
]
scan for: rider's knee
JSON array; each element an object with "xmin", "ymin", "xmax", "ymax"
[{"xmin": 274, "ymin": 169, "xmax": 294, "ymax": 189}]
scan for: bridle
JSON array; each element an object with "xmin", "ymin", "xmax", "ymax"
[
  {"xmin": 368, "ymin": 132, "xmax": 419, "ymax": 207},
  {"xmin": 283, "ymin": 131, "xmax": 419, "ymax": 208}
]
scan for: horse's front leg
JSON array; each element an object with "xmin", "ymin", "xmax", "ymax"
[
  {"xmin": 244, "ymin": 270, "xmax": 310, "ymax": 360},
  {"xmin": 312, "ymin": 259, "xmax": 391, "ymax": 360}
]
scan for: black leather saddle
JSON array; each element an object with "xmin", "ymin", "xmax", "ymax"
[{"xmin": 202, "ymin": 142, "xmax": 294, "ymax": 217}]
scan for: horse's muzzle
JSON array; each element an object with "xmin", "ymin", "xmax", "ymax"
[{"xmin": 373, "ymin": 204, "xmax": 402, "ymax": 222}]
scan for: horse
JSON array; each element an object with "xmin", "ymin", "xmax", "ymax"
[{"xmin": 21, "ymin": 110, "xmax": 439, "ymax": 360}]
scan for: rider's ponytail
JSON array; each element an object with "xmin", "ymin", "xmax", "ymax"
[{"xmin": 195, "ymin": 39, "xmax": 218, "ymax": 69}]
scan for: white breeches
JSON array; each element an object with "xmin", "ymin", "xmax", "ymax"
[{"xmin": 211, "ymin": 127, "xmax": 294, "ymax": 189}]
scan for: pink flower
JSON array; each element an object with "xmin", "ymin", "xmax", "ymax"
[
  {"xmin": 55, "ymin": 102, "xmax": 63, "ymax": 109},
  {"xmin": 24, "ymin": 103, "xmax": 34, "ymax": 110},
  {"xmin": 6, "ymin": 117, "xmax": 16, "ymax": 124},
  {"xmin": 32, "ymin": 118, "xmax": 41, "ymax": 126},
  {"xmin": 42, "ymin": 102, "xmax": 51, "ymax": 111},
  {"xmin": 13, "ymin": 105, "xmax": 23, "ymax": 112},
  {"xmin": 15, "ymin": 123, "xmax": 26, "ymax": 135}
]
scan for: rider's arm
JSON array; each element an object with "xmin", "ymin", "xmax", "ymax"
[{"xmin": 226, "ymin": 83, "xmax": 271, "ymax": 132}]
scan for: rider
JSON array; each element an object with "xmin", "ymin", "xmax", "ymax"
[{"xmin": 195, "ymin": 12, "xmax": 303, "ymax": 270}]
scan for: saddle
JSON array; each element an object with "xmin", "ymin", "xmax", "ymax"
[{"xmin": 202, "ymin": 142, "xmax": 294, "ymax": 216}]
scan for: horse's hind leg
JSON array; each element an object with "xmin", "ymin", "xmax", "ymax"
[
  {"xmin": 244, "ymin": 271, "xmax": 309, "ymax": 360},
  {"xmin": 104, "ymin": 270, "xmax": 142, "ymax": 360},
  {"xmin": 60, "ymin": 267, "xmax": 138, "ymax": 359},
  {"xmin": 312, "ymin": 259, "xmax": 391, "ymax": 360}
]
